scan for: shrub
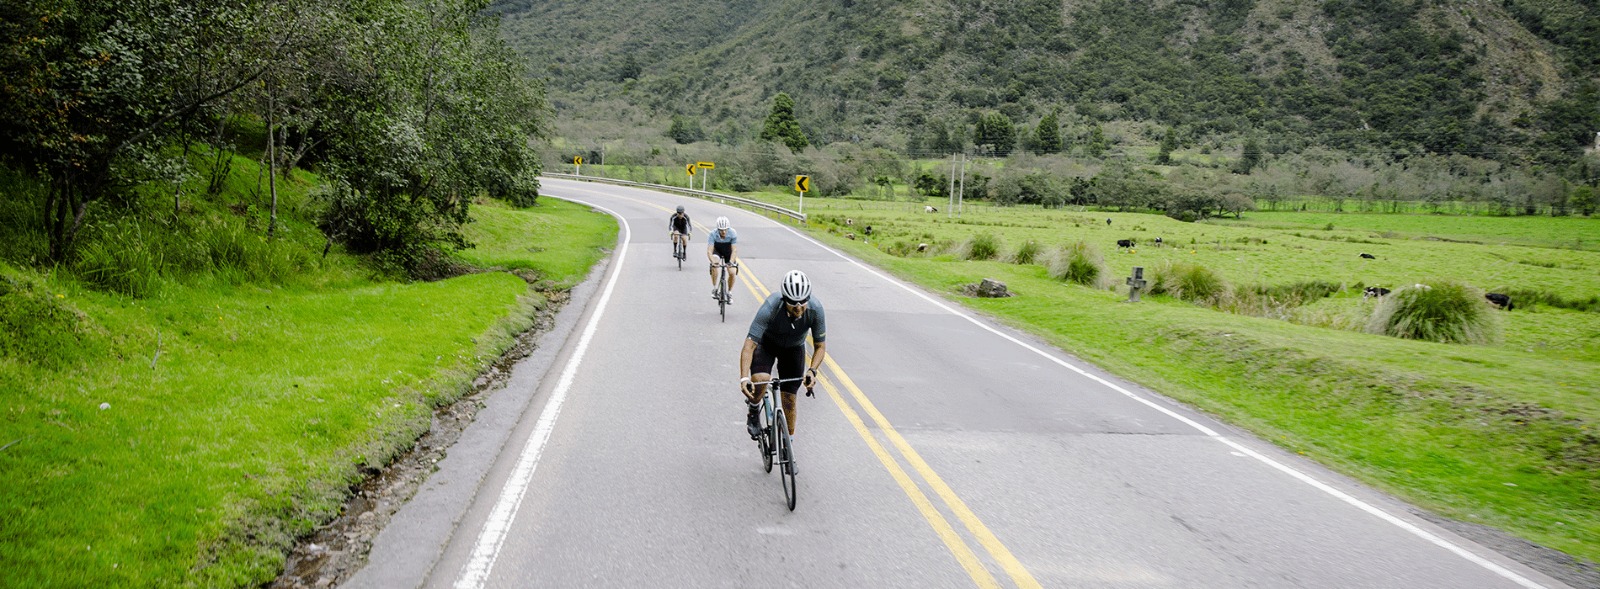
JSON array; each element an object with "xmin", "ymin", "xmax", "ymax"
[
  {"xmin": 1502, "ymin": 288, "xmax": 1600, "ymax": 313},
  {"xmin": 1047, "ymin": 241, "xmax": 1104, "ymax": 286},
  {"xmin": 1366, "ymin": 281, "xmax": 1499, "ymax": 344},
  {"xmin": 1149, "ymin": 260, "xmax": 1228, "ymax": 303},
  {"xmin": 959, "ymin": 232, "xmax": 1001, "ymax": 261},
  {"xmin": 1218, "ymin": 280, "xmax": 1342, "ymax": 319},
  {"xmin": 1008, "ymin": 240, "xmax": 1042, "ymax": 265}
]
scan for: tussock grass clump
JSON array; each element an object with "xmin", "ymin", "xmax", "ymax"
[
  {"xmin": 1502, "ymin": 288, "xmax": 1600, "ymax": 313},
  {"xmin": 1366, "ymin": 281, "xmax": 1500, "ymax": 344},
  {"xmin": 958, "ymin": 232, "xmax": 1001, "ymax": 261},
  {"xmin": 1007, "ymin": 240, "xmax": 1042, "ymax": 265},
  {"xmin": 71, "ymin": 215, "xmax": 314, "ymax": 298},
  {"xmin": 1218, "ymin": 280, "xmax": 1342, "ymax": 319},
  {"xmin": 1149, "ymin": 260, "xmax": 1228, "ymax": 303},
  {"xmin": 1047, "ymin": 241, "xmax": 1104, "ymax": 287}
]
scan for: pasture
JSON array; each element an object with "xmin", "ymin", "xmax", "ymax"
[{"xmin": 741, "ymin": 190, "xmax": 1600, "ymax": 563}]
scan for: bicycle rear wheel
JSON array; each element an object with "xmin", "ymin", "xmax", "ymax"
[
  {"xmin": 775, "ymin": 409, "xmax": 796, "ymax": 511},
  {"xmin": 718, "ymin": 273, "xmax": 727, "ymax": 322}
]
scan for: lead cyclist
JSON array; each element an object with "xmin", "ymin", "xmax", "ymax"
[{"xmin": 739, "ymin": 270, "xmax": 827, "ymax": 471}]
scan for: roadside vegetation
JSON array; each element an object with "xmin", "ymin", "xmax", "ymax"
[
  {"xmin": 0, "ymin": 1, "xmax": 620, "ymax": 587},
  {"xmin": 786, "ymin": 193, "xmax": 1600, "ymax": 564},
  {"xmin": 0, "ymin": 152, "xmax": 614, "ymax": 587}
]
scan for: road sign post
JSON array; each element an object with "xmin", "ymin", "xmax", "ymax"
[
  {"xmin": 686, "ymin": 163, "xmax": 698, "ymax": 188},
  {"xmin": 696, "ymin": 161, "xmax": 714, "ymax": 192},
  {"xmin": 794, "ymin": 175, "xmax": 811, "ymax": 218}
]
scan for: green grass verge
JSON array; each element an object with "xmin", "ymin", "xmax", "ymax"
[
  {"xmin": 457, "ymin": 197, "xmax": 618, "ymax": 288},
  {"xmin": 1, "ymin": 159, "xmax": 617, "ymax": 586},
  {"xmin": 737, "ymin": 193, "xmax": 1600, "ymax": 562}
]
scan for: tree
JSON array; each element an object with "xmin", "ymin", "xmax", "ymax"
[
  {"xmin": 1032, "ymin": 111, "xmax": 1062, "ymax": 154},
  {"xmin": 1156, "ymin": 130, "xmax": 1177, "ymax": 165},
  {"xmin": 1572, "ymin": 185, "xmax": 1596, "ymax": 216},
  {"xmin": 1085, "ymin": 124, "xmax": 1109, "ymax": 158},
  {"xmin": 760, "ymin": 93, "xmax": 809, "ymax": 154},
  {"xmin": 1232, "ymin": 137, "xmax": 1262, "ymax": 174},
  {"xmin": 974, "ymin": 111, "xmax": 1016, "ymax": 156},
  {"xmin": 667, "ymin": 115, "xmax": 704, "ymax": 144}
]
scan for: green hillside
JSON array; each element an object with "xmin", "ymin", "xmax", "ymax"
[{"xmin": 496, "ymin": 0, "xmax": 1600, "ymax": 164}]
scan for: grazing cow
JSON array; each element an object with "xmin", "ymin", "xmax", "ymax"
[
  {"xmin": 1106, "ymin": 218, "xmax": 1113, "ymax": 226},
  {"xmin": 845, "ymin": 233, "xmax": 855, "ymax": 240},
  {"xmin": 916, "ymin": 243, "xmax": 929, "ymax": 252},
  {"xmin": 845, "ymin": 218, "xmax": 854, "ymax": 226},
  {"xmin": 1360, "ymin": 253, "xmax": 1376, "ymax": 259},
  {"xmin": 1485, "ymin": 292, "xmax": 1514, "ymax": 310},
  {"xmin": 1154, "ymin": 237, "xmax": 1163, "ymax": 247},
  {"xmin": 925, "ymin": 205, "xmax": 938, "ymax": 213},
  {"xmin": 1363, "ymin": 286, "xmax": 1391, "ymax": 298},
  {"xmin": 864, "ymin": 225, "xmax": 873, "ymax": 236},
  {"xmin": 1116, "ymin": 239, "xmax": 1136, "ymax": 250}
]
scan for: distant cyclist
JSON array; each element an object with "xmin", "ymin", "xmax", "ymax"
[
  {"xmin": 668, "ymin": 205, "xmax": 691, "ymax": 255},
  {"xmin": 707, "ymin": 216, "xmax": 739, "ymax": 300},
  {"xmin": 740, "ymin": 270, "xmax": 827, "ymax": 458}
]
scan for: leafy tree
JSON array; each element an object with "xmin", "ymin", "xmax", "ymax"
[
  {"xmin": 1032, "ymin": 111, "xmax": 1062, "ymax": 154},
  {"xmin": 974, "ymin": 111, "xmax": 1016, "ymax": 156},
  {"xmin": 760, "ymin": 93, "xmax": 809, "ymax": 154},
  {"xmin": 667, "ymin": 115, "xmax": 704, "ymax": 144},
  {"xmin": 1156, "ymin": 130, "xmax": 1177, "ymax": 165},
  {"xmin": 914, "ymin": 171, "xmax": 949, "ymax": 198},
  {"xmin": 1572, "ymin": 185, "xmax": 1596, "ymax": 216},
  {"xmin": 1232, "ymin": 137, "xmax": 1262, "ymax": 175},
  {"xmin": 1085, "ymin": 124, "xmax": 1109, "ymax": 158}
]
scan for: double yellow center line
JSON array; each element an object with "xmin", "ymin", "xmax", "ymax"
[
  {"xmin": 574, "ymin": 189, "xmax": 1039, "ymax": 588},
  {"xmin": 737, "ymin": 267, "xmax": 1041, "ymax": 589}
]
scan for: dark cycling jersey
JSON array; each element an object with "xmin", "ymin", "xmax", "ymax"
[
  {"xmin": 747, "ymin": 292, "xmax": 826, "ymax": 350},
  {"xmin": 669, "ymin": 213, "xmax": 690, "ymax": 234}
]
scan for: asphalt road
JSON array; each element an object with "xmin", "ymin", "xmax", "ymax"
[{"xmin": 347, "ymin": 178, "xmax": 1573, "ymax": 589}]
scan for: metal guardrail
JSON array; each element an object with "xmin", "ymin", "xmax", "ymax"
[{"xmin": 544, "ymin": 173, "xmax": 806, "ymax": 222}]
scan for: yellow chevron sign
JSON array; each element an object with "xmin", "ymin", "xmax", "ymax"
[{"xmin": 794, "ymin": 175, "xmax": 811, "ymax": 192}]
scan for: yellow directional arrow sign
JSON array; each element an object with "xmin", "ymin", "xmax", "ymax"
[
  {"xmin": 574, "ymin": 156, "xmax": 583, "ymax": 165},
  {"xmin": 686, "ymin": 163, "xmax": 698, "ymax": 176},
  {"xmin": 696, "ymin": 161, "xmax": 715, "ymax": 169},
  {"xmin": 794, "ymin": 175, "xmax": 811, "ymax": 192}
]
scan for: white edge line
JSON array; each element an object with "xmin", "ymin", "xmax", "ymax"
[
  {"xmin": 453, "ymin": 197, "xmax": 630, "ymax": 589},
  {"xmin": 772, "ymin": 222, "xmax": 1550, "ymax": 589}
]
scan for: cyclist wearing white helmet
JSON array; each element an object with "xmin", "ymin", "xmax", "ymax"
[
  {"xmin": 707, "ymin": 216, "xmax": 739, "ymax": 300},
  {"xmin": 740, "ymin": 270, "xmax": 827, "ymax": 455}
]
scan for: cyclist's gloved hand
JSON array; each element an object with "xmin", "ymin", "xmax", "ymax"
[
  {"xmin": 740, "ymin": 377, "xmax": 755, "ymax": 399},
  {"xmin": 802, "ymin": 368, "xmax": 817, "ymax": 391}
]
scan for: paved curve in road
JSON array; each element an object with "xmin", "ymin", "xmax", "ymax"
[{"xmin": 351, "ymin": 178, "xmax": 1571, "ymax": 589}]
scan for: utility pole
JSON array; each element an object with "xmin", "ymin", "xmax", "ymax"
[
  {"xmin": 957, "ymin": 153, "xmax": 966, "ymax": 217},
  {"xmin": 948, "ymin": 155, "xmax": 956, "ymax": 217}
]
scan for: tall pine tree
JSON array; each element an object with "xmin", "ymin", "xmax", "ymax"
[
  {"xmin": 1034, "ymin": 111, "xmax": 1062, "ymax": 154},
  {"xmin": 760, "ymin": 93, "xmax": 809, "ymax": 153}
]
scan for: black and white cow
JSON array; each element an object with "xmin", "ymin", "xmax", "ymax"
[
  {"xmin": 1485, "ymin": 292, "xmax": 1514, "ymax": 310},
  {"xmin": 1363, "ymin": 286, "xmax": 1391, "ymax": 298},
  {"xmin": 1360, "ymin": 253, "xmax": 1376, "ymax": 259},
  {"xmin": 1116, "ymin": 239, "xmax": 1136, "ymax": 250}
]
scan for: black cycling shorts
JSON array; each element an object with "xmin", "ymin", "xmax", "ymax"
[
  {"xmin": 712, "ymin": 241, "xmax": 733, "ymax": 262},
  {"xmin": 750, "ymin": 344, "xmax": 805, "ymax": 394}
]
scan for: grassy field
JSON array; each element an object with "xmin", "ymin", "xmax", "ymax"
[
  {"xmin": 727, "ymin": 190, "xmax": 1600, "ymax": 563},
  {"xmin": 0, "ymin": 157, "xmax": 616, "ymax": 587}
]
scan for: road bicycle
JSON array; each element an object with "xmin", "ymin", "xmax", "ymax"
[
  {"xmin": 753, "ymin": 375, "xmax": 809, "ymax": 511},
  {"xmin": 712, "ymin": 261, "xmax": 737, "ymax": 322},
  {"xmin": 672, "ymin": 233, "xmax": 687, "ymax": 270}
]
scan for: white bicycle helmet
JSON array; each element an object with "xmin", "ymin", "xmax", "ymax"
[
  {"xmin": 780, "ymin": 270, "xmax": 811, "ymax": 303},
  {"xmin": 715, "ymin": 216, "xmax": 731, "ymax": 230}
]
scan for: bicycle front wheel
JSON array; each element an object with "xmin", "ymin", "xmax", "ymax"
[
  {"xmin": 759, "ymin": 398, "xmax": 773, "ymax": 474},
  {"xmin": 775, "ymin": 409, "xmax": 796, "ymax": 511},
  {"xmin": 718, "ymin": 274, "xmax": 727, "ymax": 322}
]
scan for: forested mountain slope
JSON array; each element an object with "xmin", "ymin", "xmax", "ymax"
[{"xmin": 495, "ymin": 0, "xmax": 1600, "ymax": 164}]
